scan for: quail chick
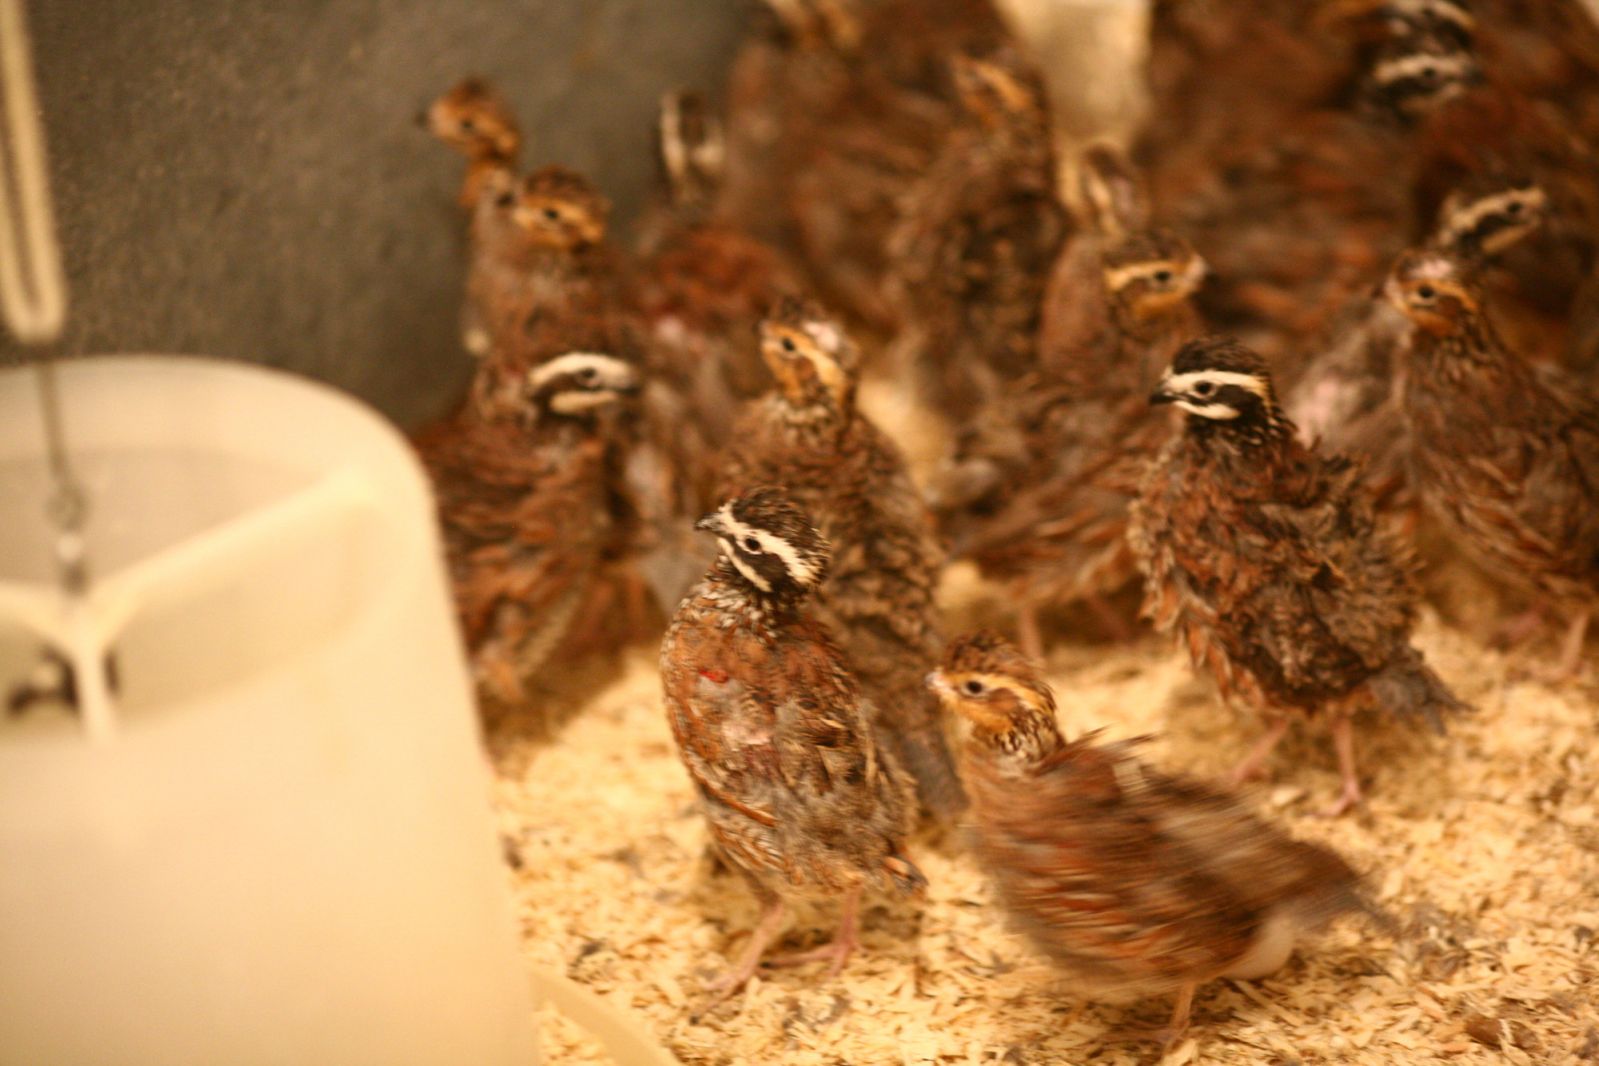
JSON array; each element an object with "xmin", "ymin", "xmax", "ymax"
[
  {"xmin": 659, "ymin": 487, "xmax": 926, "ymax": 1001},
  {"xmin": 424, "ymin": 77, "xmax": 522, "ymax": 210},
  {"xmin": 414, "ymin": 352, "xmax": 640, "ymax": 706},
  {"xmin": 1286, "ymin": 175, "xmax": 1549, "ymax": 511},
  {"xmin": 1386, "ymin": 249, "xmax": 1599, "ymax": 677},
  {"xmin": 928, "ymin": 630, "xmax": 1380, "ymax": 1050},
  {"xmin": 1129, "ymin": 335, "xmax": 1468, "ymax": 816},
  {"xmin": 932, "ymin": 228, "xmax": 1205, "ymax": 656},
  {"xmin": 720, "ymin": 298, "xmax": 964, "ymax": 822},
  {"xmin": 463, "ymin": 164, "xmax": 629, "ymax": 401},
  {"xmin": 886, "ymin": 45, "xmax": 1068, "ymax": 417}
]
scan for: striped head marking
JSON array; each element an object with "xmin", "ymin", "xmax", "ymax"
[
  {"xmin": 527, "ymin": 352, "xmax": 639, "ymax": 416},
  {"xmin": 1150, "ymin": 335, "xmax": 1281, "ymax": 426},
  {"xmin": 697, "ymin": 487, "xmax": 831, "ymax": 598}
]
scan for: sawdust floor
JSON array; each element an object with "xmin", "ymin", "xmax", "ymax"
[{"xmin": 489, "ymin": 560, "xmax": 1599, "ymax": 1066}]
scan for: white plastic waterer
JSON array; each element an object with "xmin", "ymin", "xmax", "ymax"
[{"xmin": 0, "ymin": 358, "xmax": 542, "ymax": 1066}]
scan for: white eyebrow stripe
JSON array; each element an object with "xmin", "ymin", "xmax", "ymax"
[
  {"xmin": 1371, "ymin": 51, "xmax": 1476, "ymax": 86},
  {"xmin": 1103, "ymin": 260, "xmax": 1171, "ymax": 293},
  {"xmin": 1435, "ymin": 188, "xmax": 1546, "ymax": 245},
  {"xmin": 1163, "ymin": 369, "xmax": 1269, "ymax": 398},
  {"xmin": 527, "ymin": 351, "xmax": 632, "ymax": 391},
  {"xmin": 718, "ymin": 510, "xmax": 821, "ymax": 587},
  {"xmin": 1391, "ymin": 0, "xmax": 1475, "ymax": 31}
]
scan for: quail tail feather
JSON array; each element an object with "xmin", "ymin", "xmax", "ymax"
[{"xmin": 1367, "ymin": 647, "xmax": 1471, "ymax": 735}]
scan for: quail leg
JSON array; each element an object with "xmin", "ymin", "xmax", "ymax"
[
  {"xmin": 1018, "ymin": 602, "xmax": 1045, "ymax": 663},
  {"xmin": 760, "ymin": 886, "xmax": 861, "ymax": 976},
  {"xmin": 1227, "ymin": 718, "xmax": 1291, "ymax": 787},
  {"xmin": 1103, "ymin": 983, "xmax": 1195, "ymax": 1051},
  {"xmin": 1551, "ymin": 609, "xmax": 1591, "ymax": 683},
  {"xmin": 1084, "ymin": 592, "xmax": 1135, "ymax": 642},
  {"xmin": 1320, "ymin": 715, "xmax": 1364, "ymax": 818},
  {"xmin": 703, "ymin": 900, "xmax": 788, "ymax": 1005}
]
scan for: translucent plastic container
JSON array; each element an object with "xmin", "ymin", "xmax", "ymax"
[{"xmin": 0, "ymin": 356, "xmax": 537, "ymax": 1066}]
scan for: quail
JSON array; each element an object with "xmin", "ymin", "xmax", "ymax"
[
  {"xmin": 886, "ymin": 45, "xmax": 1068, "ymax": 418},
  {"xmin": 465, "ymin": 164, "xmax": 629, "ymax": 386},
  {"xmin": 720, "ymin": 298, "xmax": 964, "ymax": 822},
  {"xmin": 1129, "ymin": 335, "xmax": 1468, "ymax": 816},
  {"xmin": 1386, "ymin": 248, "xmax": 1599, "ymax": 677},
  {"xmin": 423, "ymin": 76, "xmax": 522, "ymax": 210},
  {"xmin": 931, "ymin": 225, "xmax": 1206, "ymax": 656},
  {"xmin": 415, "ymin": 352, "xmax": 641, "ymax": 707},
  {"xmin": 1286, "ymin": 175, "xmax": 1550, "ymax": 512},
  {"xmin": 660, "ymin": 487, "xmax": 926, "ymax": 1001},
  {"xmin": 928, "ymin": 630, "xmax": 1380, "ymax": 1050}
]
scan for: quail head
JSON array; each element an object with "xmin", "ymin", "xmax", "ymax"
[
  {"xmin": 1129, "ymin": 335, "xmax": 1469, "ymax": 816},
  {"xmin": 929, "ymin": 630, "xmax": 1381, "ymax": 1050},
  {"xmin": 659, "ymin": 487, "xmax": 926, "ymax": 1003},
  {"xmin": 415, "ymin": 351, "xmax": 641, "ymax": 707},
  {"xmin": 721, "ymin": 298, "xmax": 964, "ymax": 822},
  {"xmin": 887, "ymin": 45, "xmax": 1068, "ymax": 418},
  {"xmin": 424, "ymin": 77, "xmax": 522, "ymax": 209},
  {"xmin": 1386, "ymin": 248, "xmax": 1599, "ymax": 677}
]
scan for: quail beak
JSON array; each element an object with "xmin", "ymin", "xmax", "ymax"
[
  {"xmin": 694, "ymin": 512, "xmax": 725, "ymax": 535},
  {"xmin": 1149, "ymin": 375, "xmax": 1178, "ymax": 406},
  {"xmin": 925, "ymin": 671, "xmax": 950, "ymax": 697}
]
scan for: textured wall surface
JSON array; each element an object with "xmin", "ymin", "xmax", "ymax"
[{"xmin": 1, "ymin": 2, "xmax": 749, "ymax": 427}]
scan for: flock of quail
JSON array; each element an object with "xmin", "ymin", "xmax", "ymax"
[{"xmin": 415, "ymin": 0, "xmax": 1599, "ymax": 1050}]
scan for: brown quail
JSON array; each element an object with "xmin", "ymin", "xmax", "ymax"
[
  {"xmin": 1386, "ymin": 248, "xmax": 1599, "ymax": 677},
  {"xmin": 886, "ymin": 45, "xmax": 1068, "ymax": 418},
  {"xmin": 415, "ymin": 352, "xmax": 640, "ymax": 707},
  {"xmin": 720, "ymin": 298, "xmax": 964, "ymax": 822},
  {"xmin": 931, "ymin": 225, "xmax": 1205, "ymax": 656},
  {"xmin": 1129, "ymin": 335, "xmax": 1468, "ymax": 816},
  {"xmin": 929, "ymin": 630, "xmax": 1381, "ymax": 1050},
  {"xmin": 660, "ymin": 487, "xmax": 926, "ymax": 1002}
]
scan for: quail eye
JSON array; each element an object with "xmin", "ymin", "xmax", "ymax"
[
  {"xmin": 495, "ymin": 192, "xmax": 515, "ymax": 207},
  {"xmin": 780, "ymin": 336, "xmax": 797, "ymax": 353},
  {"xmin": 742, "ymin": 536, "xmax": 762, "ymax": 553},
  {"xmin": 578, "ymin": 367, "xmax": 598, "ymax": 383},
  {"xmin": 459, "ymin": 117, "xmax": 476, "ymax": 132},
  {"xmin": 1419, "ymin": 65, "xmax": 1438, "ymax": 82},
  {"xmin": 1416, "ymin": 284, "xmax": 1437, "ymax": 300},
  {"xmin": 1506, "ymin": 201, "xmax": 1523, "ymax": 215},
  {"xmin": 962, "ymin": 679, "xmax": 985, "ymax": 696},
  {"xmin": 1152, "ymin": 269, "xmax": 1173, "ymax": 284},
  {"xmin": 1193, "ymin": 380, "xmax": 1215, "ymax": 397},
  {"xmin": 542, "ymin": 207, "xmax": 561, "ymax": 222}
]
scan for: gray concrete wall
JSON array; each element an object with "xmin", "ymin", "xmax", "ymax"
[{"xmin": 1, "ymin": 1, "xmax": 749, "ymax": 427}]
